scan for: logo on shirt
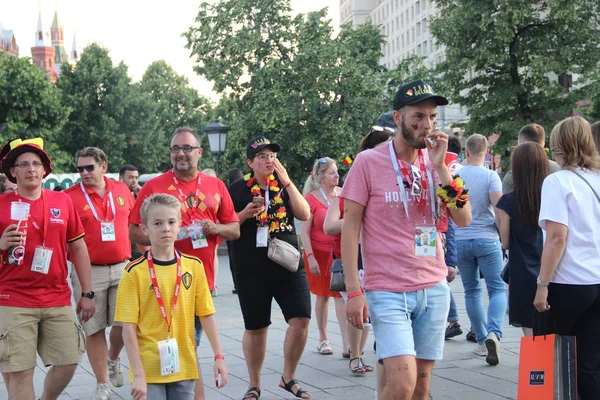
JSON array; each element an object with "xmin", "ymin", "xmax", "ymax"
[
  {"xmin": 51, "ymin": 208, "xmax": 61, "ymax": 218},
  {"xmin": 83, "ymin": 205, "xmax": 90, "ymax": 211},
  {"xmin": 116, "ymin": 196, "xmax": 125, "ymax": 207},
  {"xmin": 168, "ymin": 185, "xmax": 176, "ymax": 191},
  {"xmin": 182, "ymin": 272, "xmax": 192, "ymax": 290}
]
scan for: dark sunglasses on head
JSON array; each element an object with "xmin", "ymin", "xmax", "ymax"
[{"xmin": 77, "ymin": 164, "xmax": 95, "ymax": 173}]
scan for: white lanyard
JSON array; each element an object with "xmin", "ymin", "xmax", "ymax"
[
  {"xmin": 80, "ymin": 182, "xmax": 116, "ymax": 222},
  {"xmin": 319, "ymin": 187, "xmax": 334, "ymax": 206},
  {"xmin": 388, "ymin": 141, "xmax": 437, "ymax": 222}
]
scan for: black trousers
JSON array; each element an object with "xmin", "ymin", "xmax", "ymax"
[
  {"xmin": 547, "ymin": 283, "xmax": 600, "ymax": 400},
  {"xmin": 226, "ymin": 240, "xmax": 237, "ymax": 290}
]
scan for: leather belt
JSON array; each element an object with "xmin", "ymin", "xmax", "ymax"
[{"xmin": 91, "ymin": 260, "xmax": 127, "ymax": 267}]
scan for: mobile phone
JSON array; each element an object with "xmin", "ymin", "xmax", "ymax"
[{"xmin": 253, "ymin": 196, "xmax": 264, "ymax": 204}]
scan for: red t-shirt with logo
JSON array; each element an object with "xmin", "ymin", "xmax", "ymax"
[
  {"xmin": 0, "ymin": 190, "xmax": 85, "ymax": 308},
  {"xmin": 65, "ymin": 177, "xmax": 135, "ymax": 264},
  {"xmin": 129, "ymin": 170, "xmax": 239, "ymax": 290}
]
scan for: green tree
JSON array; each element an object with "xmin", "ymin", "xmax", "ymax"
[
  {"xmin": 139, "ymin": 60, "xmax": 212, "ymax": 172},
  {"xmin": 57, "ymin": 44, "xmax": 167, "ymax": 173},
  {"xmin": 0, "ymin": 52, "xmax": 70, "ymax": 170},
  {"xmin": 185, "ymin": 1, "xmax": 387, "ymax": 182},
  {"xmin": 431, "ymin": 0, "xmax": 600, "ymax": 147}
]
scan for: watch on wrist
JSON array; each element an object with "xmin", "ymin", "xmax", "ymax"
[
  {"xmin": 81, "ymin": 291, "xmax": 95, "ymax": 299},
  {"xmin": 536, "ymin": 277, "xmax": 549, "ymax": 288}
]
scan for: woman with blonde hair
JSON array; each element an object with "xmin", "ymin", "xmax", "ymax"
[
  {"xmin": 534, "ymin": 116, "xmax": 600, "ymax": 399},
  {"xmin": 301, "ymin": 157, "xmax": 348, "ymax": 356}
]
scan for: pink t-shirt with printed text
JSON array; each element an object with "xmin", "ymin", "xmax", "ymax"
[{"xmin": 341, "ymin": 143, "xmax": 446, "ymax": 292}]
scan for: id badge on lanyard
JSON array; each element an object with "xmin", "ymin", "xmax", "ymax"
[
  {"xmin": 81, "ymin": 183, "xmax": 117, "ymax": 242},
  {"xmin": 188, "ymin": 221, "xmax": 208, "ymax": 249},
  {"xmin": 101, "ymin": 221, "xmax": 116, "ymax": 242},
  {"xmin": 414, "ymin": 226, "xmax": 437, "ymax": 257},
  {"xmin": 256, "ymin": 225, "xmax": 269, "ymax": 247},
  {"xmin": 31, "ymin": 246, "xmax": 53, "ymax": 274},
  {"xmin": 158, "ymin": 338, "xmax": 180, "ymax": 376}
]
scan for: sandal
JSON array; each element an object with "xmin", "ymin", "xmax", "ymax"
[
  {"xmin": 316, "ymin": 340, "xmax": 333, "ymax": 355},
  {"xmin": 360, "ymin": 358, "xmax": 374, "ymax": 372},
  {"xmin": 279, "ymin": 376, "xmax": 311, "ymax": 399},
  {"xmin": 349, "ymin": 357, "xmax": 366, "ymax": 375},
  {"xmin": 242, "ymin": 386, "xmax": 261, "ymax": 399}
]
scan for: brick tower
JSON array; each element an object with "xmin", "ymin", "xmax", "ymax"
[{"xmin": 30, "ymin": 11, "xmax": 58, "ymax": 82}]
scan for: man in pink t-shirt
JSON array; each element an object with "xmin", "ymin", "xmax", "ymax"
[{"xmin": 341, "ymin": 80, "xmax": 472, "ymax": 400}]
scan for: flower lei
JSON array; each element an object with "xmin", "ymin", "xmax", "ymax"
[
  {"xmin": 436, "ymin": 175, "xmax": 469, "ymax": 209},
  {"xmin": 244, "ymin": 173, "xmax": 290, "ymax": 233}
]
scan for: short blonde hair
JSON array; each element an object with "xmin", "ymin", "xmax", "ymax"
[
  {"xmin": 550, "ymin": 116, "xmax": 600, "ymax": 171},
  {"xmin": 140, "ymin": 194, "xmax": 181, "ymax": 225},
  {"xmin": 465, "ymin": 134, "xmax": 488, "ymax": 155}
]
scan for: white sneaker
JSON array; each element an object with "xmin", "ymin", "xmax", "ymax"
[
  {"xmin": 108, "ymin": 359, "xmax": 124, "ymax": 387},
  {"xmin": 94, "ymin": 383, "xmax": 112, "ymax": 400},
  {"xmin": 485, "ymin": 332, "xmax": 500, "ymax": 366},
  {"xmin": 474, "ymin": 343, "xmax": 487, "ymax": 356}
]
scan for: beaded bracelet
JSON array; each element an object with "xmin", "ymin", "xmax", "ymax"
[{"xmin": 436, "ymin": 176, "xmax": 470, "ymax": 209}]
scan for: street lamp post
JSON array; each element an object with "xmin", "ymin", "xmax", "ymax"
[{"xmin": 202, "ymin": 118, "xmax": 231, "ymax": 177}]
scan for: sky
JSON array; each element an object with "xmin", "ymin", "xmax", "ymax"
[{"xmin": 3, "ymin": 0, "xmax": 339, "ymax": 102}]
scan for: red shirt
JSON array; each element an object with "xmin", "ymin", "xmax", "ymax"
[
  {"xmin": 306, "ymin": 193, "xmax": 335, "ymax": 252},
  {"xmin": 0, "ymin": 190, "xmax": 85, "ymax": 308},
  {"xmin": 65, "ymin": 177, "xmax": 134, "ymax": 264},
  {"xmin": 130, "ymin": 170, "xmax": 239, "ymax": 290}
]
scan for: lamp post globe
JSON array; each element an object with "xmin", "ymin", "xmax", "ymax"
[{"xmin": 202, "ymin": 118, "xmax": 231, "ymax": 176}]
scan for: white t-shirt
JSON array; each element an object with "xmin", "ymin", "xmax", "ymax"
[{"xmin": 539, "ymin": 168, "xmax": 600, "ymax": 284}]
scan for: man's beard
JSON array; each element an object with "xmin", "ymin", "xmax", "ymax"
[
  {"xmin": 401, "ymin": 117, "xmax": 426, "ymax": 150},
  {"xmin": 173, "ymin": 156, "xmax": 194, "ymax": 171}
]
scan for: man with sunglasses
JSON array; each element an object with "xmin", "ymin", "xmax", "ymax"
[
  {"xmin": 342, "ymin": 80, "xmax": 472, "ymax": 400},
  {"xmin": 128, "ymin": 126, "xmax": 239, "ymax": 400},
  {"xmin": 65, "ymin": 146, "xmax": 135, "ymax": 400}
]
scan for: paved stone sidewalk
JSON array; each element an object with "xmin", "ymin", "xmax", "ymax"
[{"xmin": 0, "ymin": 255, "xmax": 520, "ymax": 399}]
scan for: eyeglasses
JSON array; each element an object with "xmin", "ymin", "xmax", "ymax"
[
  {"xmin": 14, "ymin": 161, "xmax": 44, "ymax": 169},
  {"xmin": 170, "ymin": 145, "xmax": 200, "ymax": 154},
  {"xmin": 372, "ymin": 126, "xmax": 396, "ymax": 133},
  {"xmin": 255, "ymin": 153, "xmax": 277, "ymax": 161},
  {"xmin": 77, "ymin": 164, "xmax": 96, "ymax": 173}
]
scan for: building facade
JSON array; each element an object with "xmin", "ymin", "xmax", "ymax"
[
  {"xmin": 0, "ymin": 22, "xmax": 19, "ymax": 56},
  {"xmin": 30, "ymin": 10, "xmax": 77, "ymax": 82},
  {"xmin": 340, "ymin": 0, "xmax": 468, "ymax": 129}
]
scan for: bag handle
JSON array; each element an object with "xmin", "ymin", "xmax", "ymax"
[
  {"xmin": 572, "ymin": 170, "xmax": 600, "ymax": 203},
  {"xmin": 532, "ymin": 310, "xmax": 549, "ymax": 340}
]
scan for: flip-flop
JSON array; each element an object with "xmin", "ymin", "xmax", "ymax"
[{"xmin": 316, "ymin": 340, "xmax": 333, "ymax": 355}]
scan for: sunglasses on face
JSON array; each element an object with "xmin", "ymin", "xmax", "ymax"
[
  {"xmin": 170, "ymin": 145, "xmax": 200, "ymax": 154},
  {"xmin": 77, "ymin": 164, "xmax": 96, "ymax": 173}
]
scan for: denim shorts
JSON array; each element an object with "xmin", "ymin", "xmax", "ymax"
[
  {"xmin": 366, "ymin": 279, "xmax": 450, "ymax": 361},
  {"xmin": 147, "ymin": 379, "xmax": 195, "ymax": 400}
]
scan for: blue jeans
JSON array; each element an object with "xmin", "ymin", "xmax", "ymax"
[
  {"xmin": 447, "ymin": 290, "xmax": 458, "ymax": 323},
  {"xmin": 457, "ymin": 239, "xmax": 506, "ymax": 344}
]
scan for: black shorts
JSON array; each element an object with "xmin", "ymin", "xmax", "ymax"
[{"xmin": 236, "ymin": 268, "xmax": 312, "ymax": 330}]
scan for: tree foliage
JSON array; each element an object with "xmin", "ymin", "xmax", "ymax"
[
  {"xmin": 431, "ymin": 0, "xmax": 600, "ymax": 147},
  {"xmin": 185, "ymin": 0, "xmax": 387, "ymax": 182},
  {"xmin": 139, "ymin": 60, "xmax": 213, "ymax": 172},
  {"xmin": 0, "ymin": 52, "xmax": 70, "ymax": 170}
]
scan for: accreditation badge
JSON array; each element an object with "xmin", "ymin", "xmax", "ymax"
[
  {"xmin": 189, "ymin": 221, "xmax": 208, "ymax": 249},
  {"xmin": 100, "ymin": 221, "xmax": 116, "ymax": 242},
  {"xmin": 414, "ymin": 227, "xmax": 437, "ymax": 257},
  {"xmin": 256, "ymin": 225, "xmax": 269, "ymax": 248},
  {"xmin": 31, "ymin": 246, "xmax": 53, "ymax": 274},
  {"xmin": 158, "ymin": 338, "xmax": 180, "ymax": 376}
]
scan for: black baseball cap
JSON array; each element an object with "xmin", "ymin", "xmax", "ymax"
[
  {"xmin": 375, "ymin": 111, "xmax": 396, "ymax": 129},
  {"xmin": 246, "ymin": 136, "xmax": 281, "ymax": 159},
  {"xmin": 393, "ymin": 80, "xmax": 448, "ymax": 110}
]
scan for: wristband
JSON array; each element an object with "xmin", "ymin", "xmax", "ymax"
[
  {"xmin": 214, "ymin": 354, "xmax": 225, "ymax": 361},
  {"xmin": 283, "ymin": 182, "xmax": 292, "ymax": 190},
  {"xmin": 347, "ymin": 291, "xmax": 364, "ymax": 300}
]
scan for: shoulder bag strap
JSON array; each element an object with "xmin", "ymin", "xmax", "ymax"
[{"xmin": 572, "ymin": 170, "xmax": 600, "ymax": 203}]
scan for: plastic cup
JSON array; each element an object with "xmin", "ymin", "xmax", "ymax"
[
  {"xmin": 445, "ymin": 152, "xmax": 460, "ymax": 175},
  {"xmin": 10, "ymin": 202, "xmax": 30, "ymax": 221}
]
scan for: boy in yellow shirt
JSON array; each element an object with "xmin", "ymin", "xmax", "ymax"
[{"xmin": 115, "ymin": 194, "xmax": 228, "ymax": 400}]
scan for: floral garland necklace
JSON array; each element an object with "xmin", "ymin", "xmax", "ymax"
[{"xmin": 244, "ymin": 173, "xmax": 290, "ymax": 233}]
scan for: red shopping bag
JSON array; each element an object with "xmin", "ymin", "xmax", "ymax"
[{"xmin": 518, "ymin": 334, "xmax": 577, "ymax": 400}]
